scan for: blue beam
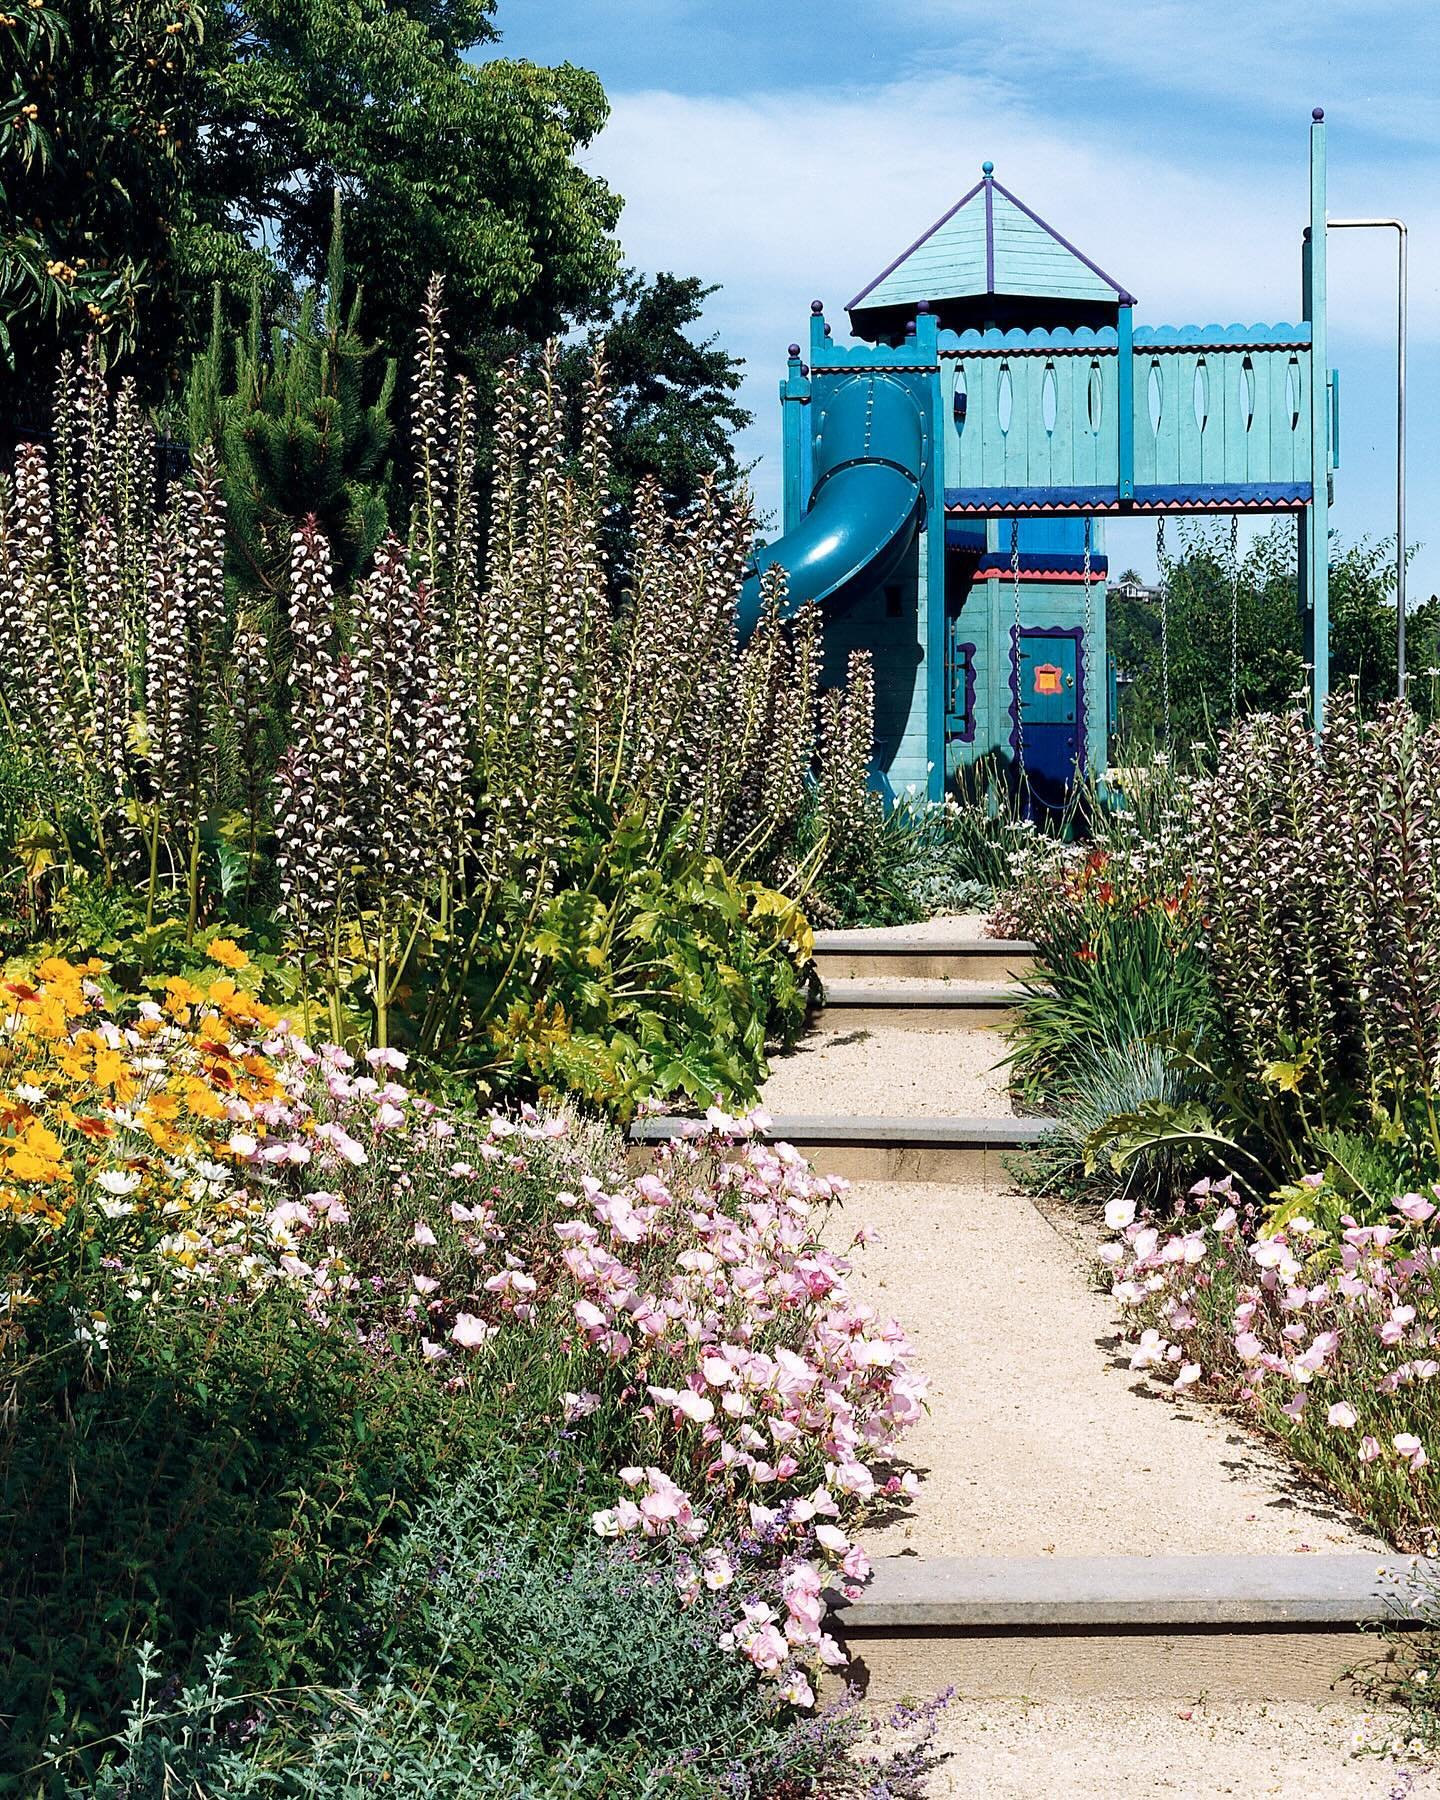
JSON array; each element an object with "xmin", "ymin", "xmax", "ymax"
[{"xmin": 1117, "ymin": 303, "xmax": 1135, "ymax": 500}]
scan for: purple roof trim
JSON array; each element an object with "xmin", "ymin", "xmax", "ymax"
[
  {"xmin": 990, "ymin": 178, "xmax": 1137, "ymax": 306},
  {"xmin": 984, "ymin": 172, "xmax": 995, "ymax": 293},
  {"xmin": 846, "ymin": 179, "xmax": 986, "ymax": 312}
]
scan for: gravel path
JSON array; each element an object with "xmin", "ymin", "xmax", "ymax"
[
  {"xmin": 769, "ymin": 954, "xmax": 1420, "ymax": 1789},
  {"xmin": 762, "ymin": 1024, "xmax": 1015, "ymax": 1119},
  {"xmin": 818, "ymin": 911, "xmax": 996, "ymax": 942},
  {"xmin": 838, "ymin": 1176, "xmax": 1382, "ymax": 1558},
  {"xmin": 920, "ymin": 1701, "xmax": 1437, "ymax": 1796}
]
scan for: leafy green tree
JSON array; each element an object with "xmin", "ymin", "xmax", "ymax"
[
  {"xmin": 0, "ymin": 0, "xmax": 249, "ymax": 423},
  {"xmin": 557, "ymin": 269, "xmax": 752, "ymax": 513},
  {"xmin": 194, "ymin": 1, "xmax": 621, "ymax": 357},
  {"xmin": 184, "ymin": 194, "xmax": 397, "ymax": 600},
  {"xmin": 4, "ymin": 2, "xmax": 621, "ymax": 414}
]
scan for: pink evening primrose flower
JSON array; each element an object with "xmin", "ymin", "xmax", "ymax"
[
  {"xmin": 1395, "ymin": 1193, "xmax": 1438, "ymax": 1225},
  {"xmin": 1393, "ymin": 1433, "xmax": 1428, "ymax": 1472},
  {"xmin": 1327, "ymin": 1401, "xmax": 1358, "ymax": 1429},
  {"xmin": 451, "ymin": 1313, "xmax": 495, "ymax": 1349}
]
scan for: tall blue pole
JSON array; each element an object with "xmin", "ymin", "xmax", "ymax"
[
  {"xmin": 918, "ymin": 306, "xmax": 946, "ymax": 803},
  {"xmin": 1301, "ymin": 109, "xmax": 1330, "ymax": 732}
]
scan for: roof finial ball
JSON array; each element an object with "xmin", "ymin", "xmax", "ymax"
[
  {"xmin": 1312, "ymin": 107, "xmax": 1324, "ymax": 121},
  {"xmin": 787, "ymin": 342, "xmax": 801, "ymax": 357},
  {"xmin": 982, "ymin": 160, "xmax": 994, "ymax": 177},
  {"xmin": 810, "ymin": 299, "xmax": 824, "ymax": 314}
]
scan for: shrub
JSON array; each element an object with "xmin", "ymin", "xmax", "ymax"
[
  {"xmin": 1194, "ymin": 698, "xmax": 1440, "ymax": 1185},
  {"xmin": 0, "ymin": 298, "xmax": 874, "ymax": 1113},
  {"xmin": 0, "ymin": 957, "xmax": 925, "ymax": 1773},
  {"xmin": 1100, "ymin": 1176, "xmax": 1440, "ymax": 1547},
  {"xmin": 3, "ymin": 1278, "xmax": 497, "ymax": 1788},
  {"xmin": 807, "ymin": 778, "xmax": 1029, "ymax": 930}
]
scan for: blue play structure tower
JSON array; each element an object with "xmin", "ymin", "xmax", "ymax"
[{"xmin": 743, "ymin": 115, "xmax": 1335, "ymax": 808}]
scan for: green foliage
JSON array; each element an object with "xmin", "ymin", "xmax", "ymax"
[
  {"xmin": 184, "ymin": 197, "xmax": 398, "ymax": 599},
  {"xmin": 4, "ymin": 1, "xmax": 628, "ymax": 419},
  {"xmin": 468, "ymin": 804, "xmax": 813, "ymax": 1115},
  {"xmin": 1020, "ymin": 1033, "xmax": 1209, "ymax": 1209},
  {"xmin": 1109, "ymin": 524, "xmax": 1440, "ymax": 755},
  {"xmin": 804, "ymin": 767, "xmax": 1029, "ymax": 930},
  {"xmin": 196, "ymin": 2, "xmax": 621, "ymax": 360},
  {"xmin": 0, "ymin": 1275, "xmax": 506, "ymax": 1788},
  {"xmin": 1010, "ymin": 893, "xmax": 1212, "ymax": 1112},
  {"xmin": 1197, "ymin": 699, "xmax": 1440, "ymax": 1184},
  {"xmin": 59, "ymin": 1478, "xmax": 870, "ymax": 1800},
  {"xmin": 556, "ymin": 270, "xmax": 752, "ymax": 517},
  {"xmin": 0, "ymin": 0, "xmax": 225, "ymax": 420}
]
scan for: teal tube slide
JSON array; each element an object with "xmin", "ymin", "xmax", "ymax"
[{"xmin": 739, "ymin": 372, "xmax": 928, "ymax": 641}]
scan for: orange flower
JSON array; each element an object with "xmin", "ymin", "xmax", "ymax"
[
  {"xmin": 163, "ymin": 977, "xmax": 206, "ymax": 1018},
  {"xmin": 206, "ymin": 938, "xmax": 249, "ymax": 970},
  {"xmin": 180, "ymin": 1076, "xmax": 228, "ymax": 1121},
  {"xmin": 2, "ymin": 1118, "xmax": 72, "ymax": 1186}
]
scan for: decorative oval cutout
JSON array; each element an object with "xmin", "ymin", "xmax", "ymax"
[
  {"xmin": 1241, "ymin": 356, "xmax": 1256, "ymax": 431},
  {"xmin": 1192, "ymin": 358, "xmax": 1209, "ymax": 434},
  {"xmin": 952, "ymin": 366, "xmax": 968, "ymax": 434},
  {"xmin": 1147, "ymin": 358, "xmax": 1163, "ymax": 435},
  {"xmin": 1286, "ymin": 354, "xmax": 1301, "ymax": 429},
  {"xmin": 1041, "ymin": 361, "xmax": 1058, "ymax": 435},
  {"xmin": 997, "ymin": 362, "xmax": 1013, "ymax": 436},
  {"xmin": 1086, "ymin": 359, "xmax": 1103, "ymax": 434}
]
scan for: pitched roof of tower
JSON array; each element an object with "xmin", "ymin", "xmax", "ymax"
[{"xmin": 847, "ymin": 164, "xmax": 1136, "ymax": 319}]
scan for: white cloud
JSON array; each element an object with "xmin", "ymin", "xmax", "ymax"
[{"xmin": 911, "ymin": 0, "xmax": 1440, "ymax": 151}]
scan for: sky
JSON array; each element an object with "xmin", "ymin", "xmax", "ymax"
[{"xmin": 481, "ymin": 1, "xmax": 1439, "ymax": 595}]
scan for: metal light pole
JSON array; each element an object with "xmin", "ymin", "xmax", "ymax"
[{"xmin": 1327, "ymin": 215, "xmax": 1408, "ymax": 697}]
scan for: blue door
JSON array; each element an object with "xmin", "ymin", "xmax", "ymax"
[{"xmin": 1016, "ymin": 630, "xmax": 1083, "ymax": 809}]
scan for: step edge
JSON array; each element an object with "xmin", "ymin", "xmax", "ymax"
[
  {"xmin": 827, "ymin": 1554, "xmax": 1432, "ymax": 1629},
  {"xmin": 817, "ymin": 981, "xmax": 1027, "ymax": 1006},
  {"xmin": 812, "ymin": 933, "xmax": 1035, "ymax": 954},
  {"xmin": 629, "ymin": 1114, "xmax": 1055, "ymax": 1147}
]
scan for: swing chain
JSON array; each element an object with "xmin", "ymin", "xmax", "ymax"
[
  {"xmin": 1011, "ymin": 516, "xmax": 1024, "ymax": 777},
  {"xmin": 1156, "ymin": 517, "xmax": 1172, "ymax": 754},
  {"xmin": 1229, "ymin": 514, "xmax": 1240, "ymax": 724}
]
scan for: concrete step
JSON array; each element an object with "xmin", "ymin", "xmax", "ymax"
[
  {"xmin": 630, "ymin": 1112, "xmax": 1055, "ymax": 1186},
  {"xmin": 827, "ymin": 1554, "xmax": 1427, "ymax": 1702},
  {"xmin": 816, "ymin": 977, "xmax": 1026, "ymax": 1032},
  {"xmin": 812, "ymin": 930, "xmax": 1036, "ymax": 983}
]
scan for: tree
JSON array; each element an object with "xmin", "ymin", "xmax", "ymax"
[
  {"xmin": 184, "ymin": 194, "xmax": 397, "ymax": 600},
  {"xmin": 3, "ymin": 2, "xmax": 622, "ymax": 412},
  {"xmin": 556, "ymin": 270, "xmax": 751, "ymax": 514},
  {"xmin": 0, "ymin": 1, "xmax": 247, "ymax": 427},
  {"xmin": 1109, "ymin": 522, "xmax": 1440, "ymax": 753},
  {"xmin": 194, "ymin": 1, "xmax": 621, "ymax": 358}
]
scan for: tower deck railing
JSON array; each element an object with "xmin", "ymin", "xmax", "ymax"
[{"xmin": 801, "ymin": 311, "xmax": 1328, "ymax": 515}]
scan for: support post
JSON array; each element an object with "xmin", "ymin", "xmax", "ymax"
[
  {"xmin": 1116, "ymin": 303, "xmax": 1135, "ymax": 502},
  {"xmin": 780, "ymin": 346, "xmax": 810, "ymax": 534},
  {"xmin": 1301, "ymin": 110, "xmax": 1330, "ymax": 733},
  {"xmin": 920, "ymin": 306, "xmax": 946, "ymax": 804}
]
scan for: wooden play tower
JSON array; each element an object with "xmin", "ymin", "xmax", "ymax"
[{"xmin": 745, "ymin": 113, "xmax": 1335, "ymax": 807}]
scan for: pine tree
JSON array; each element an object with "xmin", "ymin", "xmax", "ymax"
[{"xmin": 184, "ymin": 194, "xmax": 397, "ymax": 602}]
